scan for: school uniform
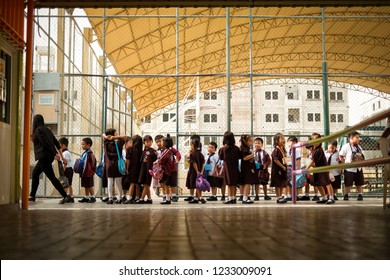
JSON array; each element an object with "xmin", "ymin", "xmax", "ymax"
[
  {"xmin": 104, "ymin": 139, "xmax": 125, "ymax": 178},
  {"xmin": 126, "ymin": 146, "xmax": 142, "ymax": 184},
  {"xmin": 325, "ymin": 149, "xmax": 341, "ymax": 189},
  {"xmin": 138, "ymin": 147, "xmax": 157, "ymax": 186},
  {"xmin": 270, "ymin": 147, "xmax": 287, "ymax": 188},
  {"xmin": 159, "ymin": 147, "xmax": 181, "ymax": 187},
  {"xmin": 81, "ymin": 149, "xmax": 97, "ymax": 188},
  {"xmin": 240, "ymin": 147, "xmax": 258, "ymax": 185},
  {"xmin": 186, "ymin": 150, "xmax": 205, "ymax": 189},
  {"xmin": 62, "ymin": 148, "xmax": 74, "ymax": 186},
  {"xmin": 218, "ymin": 145, "xmax": 240, "ymax": 186},
  {"xmin": 204, "ymin": 153, "xmax": 223, "ymax": 187},
  {"xmin": 310, "ymin": 145, "xmax": 331, "ymax": 187},
  {"xmin": 254, "ymin": 149, "xmax": 271, "ymax": 185},
  {"xmin": 339, "ymin": 143, "xmax": 365, "ymax": 187}
]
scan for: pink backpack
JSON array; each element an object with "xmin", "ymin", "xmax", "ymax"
[
  {"xmin": 149, "ymin": 164, "xmax": 164, "ymax": 181},
  {"xmin": 196, "ymin": 174, "xmax": 211, "ymax": 192}
]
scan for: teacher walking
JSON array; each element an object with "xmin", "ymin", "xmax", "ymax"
[{"xmin": 29, "ymin": 114, "xmax": 73, "ymax": 204}]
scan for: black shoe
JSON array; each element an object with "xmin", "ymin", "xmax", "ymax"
[
  {"xmin": 326, "ymin": 199, "xmax": 335, "ymax": 204},
  {"xmin": 285, "ymin": 197, "xmax": 292, "ymax": 201},
  {"xmin": 316, "ymin": 199, "xmax": 328, "ymax": 204},
  {"xmin": 70, "ymin": 197, "xmax": 75, "ymax": 203},
  {"xmin": 113, "ymin": 197, "xmax": 117, "ymax": 201},
  {"xmin": 299, "ymin": 195, "xmax": 310, "ymax": 201},
  {"xmin": 171, "ymin": 196, "xmax": 179, "ymax": 202},
  {"xmin": 28, "ymin": 197, "xmax": 35, "ymax": 202},
  {"xmin": 189, "ymin": 199, "xmax": 199, "ymax": 204},
  {"xmin": 243, "ymin": 199, "xmax": 254, "ymax": 204},
  {"xmin": 357, "ymin": 194, "xmax": 363, "ymax": 201},
  {"xmin": 114, "ymin": 199, "xmax": 122, "ymax": 204},
  {"xmin": 343, "ymin": 194, "xmax": 349, "ymax": 201},
  {"xmin": 87, "ymin": 197, "xmax": 96, "ymax": 203},
  {"xmin": 184, "ymin": 196, "xmax": 194, "ymax": 202},
  {"xmin": 264, "ymin": 195, "xmax": 272, "ymax": 201},
  {"xmin": 206, "ymin": 196, "xmax": 218, "ymax": 201},
  {"xmin": 106, "ymin": 199, "xmax": 114, "ymax": 205},
  {"xmin": 160, "ymin": 200, "xmax": 171, "ymax": 205},
  {"xmin": 135, "ymin": 199, "xmax": 144, "ymax": 204},
  {"xmin": 224, "ymin": 200, "xmax": 235, "ymax": 204},
  {"xmin": 238, "ymin": 195, "xmax": 243, "ymax": 201},
  {"xmin": 221, "ymin": 196, "xmax": 226, "ymax": 201},
  {"xmin": 276, "ymin": 197, "xmax": 287, "ymax": 204},
  {"xmin": 101, "ymin": 197, "xmax": 109, "ymax": 202},
  {"xmin": 120, "ymin": 196, "xmax": 127, "ymax": 203},
  {"xmin": 334, "ymin": 195, "xmax": 338, "ymax": 201},
  {"xmin": 59, "ymin": 195, "xmax": 72, "ymax": 204},
  {"xmin": 312, "ymin": 195, "xmax": 320, "ymax": 201},
  {"xmin": 233, "ymin": 199, "xmax": 237, "ymax": 204},
  {"xmin": 200, "ymin": 198, "xmax": 207, "ymax": 204},
  {"xmin": 145, "ymin": 199, "xmax": 153, "ymax": 204},
  {"xmin": 123, "ymin": 199, "xmax": 135, "ymax": 204},
  {"xmin": 254, "ymin": 195, "xmax": 260, "ymax": 201},
  {"xmin": 78, "ymin": 197, "xmax": 89, "ymax": 203}
]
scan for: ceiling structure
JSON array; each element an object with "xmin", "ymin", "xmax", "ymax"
[{"xmin": 83, "ymin": 6, "xmax": 390, "ymax": 118}]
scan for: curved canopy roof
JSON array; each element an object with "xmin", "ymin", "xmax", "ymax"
[{"xmin": 84, "ymin": 7, "xmax": 390, "ymax": 118}]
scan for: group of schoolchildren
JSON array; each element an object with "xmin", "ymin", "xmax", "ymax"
[{"xmin": 57, "ymin": 128, "xmax": 366, "ymax": 205}]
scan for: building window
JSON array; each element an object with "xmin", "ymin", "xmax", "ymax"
[
  {"xmin": 72, "ymin": 112, "xmax": 77, "ymax": 122},
  {"xmin": 211, "ymin": 114, "xmax": 217, "ymax": 122},
  {"xmin": 204, "ymin": 114, "xmax": 210, "ymax": 123},
  {"xmin": 272, "ymin": 91, "xmax": 278, "ymax": 100},
  {"xmin": 308, "ymin": 113, "xmax": 314, "ymax": 122},
  {"xmin": 184, "ymin": 109, "xmax": 196, "ymax": 123},
  {"xmin": 288, "ymin": 109, "xmax": 299, "ymax": 123},
  {"xmin": 73, "ymin": 90, "xmax": 78, "ymax": 99},
  {"xmin": 266, "ymin": 114, "xmax": 271, "ymax": 122},
  {"xmin": 373, "ymin": 103, "xmax": 375, "ymax": 111},
  {"xmin": 338, "ymin": 114, "xmax": 344, "ymax": 122},
  {"xmin": 330, "ymin": 92, "xmax": 336, "ymax": 100},
  {"xmin": 308, "ymin": 113, "xmax": 321, "ymax": 122},
  {"xmin": 265, "ymin": 91, "xmax": 271, "ymax": 100},
  {"xmin": 315, "ymin": 113, "xmax": 321, "ymax": 122},
  {"xmin": 314, "ymin": 90, "xmax": 320, "ymax": 99},
  {"xmin": 307, "ymin": 90, "xmax": 320, "ymax": 100},
  {"xmin": 378, "ymin": 101, "xmax": 381, "ymax": 109},
  {"xmin": 331, "ymin": 91, "xmax": 343, "ymax": 101},
  {"xmin": 330, "ymin": 114, "xmax": 336, "ymax": 123},
  {"xmin": 337, "ymin": 92, "xmax": 343, "ymax": 100},
  {"xmin": 307, "ymin": 90, "xmax": 313, "ymax": 99},
  {"xmin": 64, "ymin": 90, "xmax": 68, "ymax": 100},
  {"xmin": 287, "ymin": 92, "xmax": 294, "ymax": 100},
  {"xmin": 266, "ymin": 136, "xmax": 273, "ymax": 146},
  {"xmin": 142, "ymin": 115, "xmax": 151, "ymax": 124},
  {"xmin": 63, "ymin": 112, "xmax": 67, "ymax": 121},
  {"xmin": 204, "ymin": 136, "xmax": 218, "ymax": 145},
  {"xmin": 273, "ymin": 114, "xmax": 279, "ymax": 122},
  {"xmin": 163, "ymin": 113, "xmax": 176, "ymax": 122},
  {"xmin": 204, "ymin": 91, "xmax": 217, "ymax": 100}
]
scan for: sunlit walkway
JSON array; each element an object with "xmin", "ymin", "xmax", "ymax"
[{"xmin": 1, "ymin": 198, "xmax": 389, "ymax": 260}]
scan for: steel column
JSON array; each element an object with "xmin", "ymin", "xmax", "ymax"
[{"xmin": 226, "ymin": 7, "xmax": 231, "ymax": 132}]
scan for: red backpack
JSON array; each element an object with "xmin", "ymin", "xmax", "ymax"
[{"xmin": 163, "ymin": 149, "xmax": 176, "ymax": 175}]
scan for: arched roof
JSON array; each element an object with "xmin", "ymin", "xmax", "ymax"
[{"xmin": 84, "ymin": 7, "xmax": 390, "ymax": 117}]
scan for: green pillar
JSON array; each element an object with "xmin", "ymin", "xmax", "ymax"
[
  {"xmin": 226, "ymin": 7, "xmax": 231, "ymax": 132},
  {"xmin": 321, "ymin": 8, "xmax": 330, "ymax": 143}
]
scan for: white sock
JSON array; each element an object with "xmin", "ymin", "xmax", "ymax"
[
  {"xmin": 321, "ymin": 196, "xmax": 327, "ymax": 200},
  {"xmin": 107, "ymin": 178, "xmax": 114, "ymax": 199},
  {"xmin": 85, "ymin": 195, "xmax": 89, "ymax": 199},
  {"xmin": 329, "ymin": 195, "xmax": 334, "ymax": 200},
  {"xmin": 243, "ymin": 195, "xmax": 248, "ymax": 201},
  {"xmin": 166, "ymin": 196, "xmax": 171, "ymax": 201}
]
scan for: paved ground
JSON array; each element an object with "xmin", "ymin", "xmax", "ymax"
[{"xmin": 1, "ymin": 198, "xmax": 389, "ymax": 260}]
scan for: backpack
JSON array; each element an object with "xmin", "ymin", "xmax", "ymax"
[
  {"xmin": 83, "ymin": 152, "xmax": 97, "ymax": 177},
  {"xmin": 196, "ymin": 174, "xmax": 211, "ymax": 192},
  {"xmin": 74, "ymin": 150, "xmax": 90, "ymax": 174},
  {"xmin": 149, "ymin": 164, "xmax": 164, "ymax": 180},
  {"xmin": 163, "ymin": 149, "xmax": 176, "ymax": 175}
]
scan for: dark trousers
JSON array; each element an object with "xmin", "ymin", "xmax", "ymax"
[{"xmin": 30, "ymin": 157, "xmax": 68, "ymax": 198}]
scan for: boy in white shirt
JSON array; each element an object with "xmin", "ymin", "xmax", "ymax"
[
  {"xmin": 339, "ymin": 131, "xmax": 365, "ymax": 201},
  {"xmin": 59, "ymin": 138, "xmax": 74, "ymax": 202},
  {"xmin": 325, "ymin": 140, "xmax": 341, "ymax": 200}
]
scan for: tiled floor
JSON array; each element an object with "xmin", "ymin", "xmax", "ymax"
[{"xmin": 1, "ymin": 198, "xmax": 390, "ymax": 260}]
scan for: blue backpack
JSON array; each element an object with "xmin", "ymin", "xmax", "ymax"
[
  {"xmin": 73, "ymin": 150, "xmax": 90, "ymax": 174},
  {"xmin": 115, "ymin": 141, "xmax": 126, "ymax": 176}
]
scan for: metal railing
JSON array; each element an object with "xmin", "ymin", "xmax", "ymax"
[{"xmin": 291, "ymin": 108, "xmax": 390, "ymax": 208}]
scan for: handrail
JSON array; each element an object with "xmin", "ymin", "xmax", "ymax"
[
  {"xmin": 290, "ymin": 108, "xmax": 390, "ymax": 205},
  {"xmin": 295, "ymin": 157, "xmax": 390, "ymax": 175},
  {"xmin": 292, "ymin": 108, "xmax": 390, "ymax": 148}
]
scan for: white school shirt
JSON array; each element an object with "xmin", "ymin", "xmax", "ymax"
[
  {"xmin": 62, "ymin": 150, "xmax": 74, "ymax": 168},
  {"xmin": 339, "ymin": 143, "xmax": 364, "ymax": 173},
  {"xmin": 205, "ymin": 153, "xmax": 220, "ymax": 176},
  {"xmin": 286, "ymin": 148, "xmax": 301, "ymax": 166},
  {"xmin": 325, "ymin": 150, "xmax": 340, "ymax": 176},
  {"xmin": 122, "ymin": 149, "xmax": 127, "ymax": 160}
]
